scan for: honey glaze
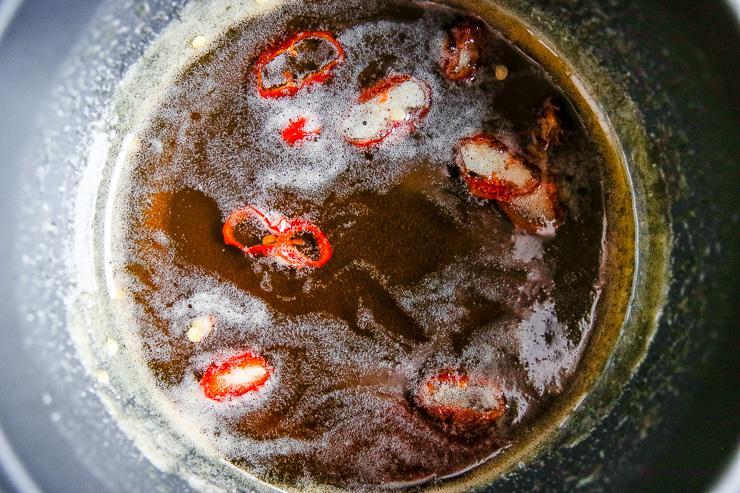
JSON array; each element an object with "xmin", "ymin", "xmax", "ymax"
[{"xmin": 111, "ymin": 0, "xmax": 612, "ymax": 488}]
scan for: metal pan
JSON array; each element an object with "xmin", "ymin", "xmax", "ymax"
[{"xmin": 0, "ymin": 0, "xmax": 738, "ymax": 491}]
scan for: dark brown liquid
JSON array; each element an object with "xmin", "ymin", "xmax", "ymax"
[{"xmin": 114, "ymin": 0, "xmax": 607, "ymax": 487}]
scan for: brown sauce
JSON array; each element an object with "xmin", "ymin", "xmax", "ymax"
[{"xmin": 114, "ymin": 0, "xmax": 609, "ymax": 488}]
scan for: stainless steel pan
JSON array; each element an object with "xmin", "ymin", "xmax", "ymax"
[{"xmin": 0, "ymin": 1, "xmax": 738, "ymax": 491}]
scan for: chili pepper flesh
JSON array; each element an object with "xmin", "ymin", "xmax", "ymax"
[
  {"xmin": 255, "ymin": 31, "xmax": 344, "ymax": 98},
  {"xmin": 534, "ymin": 97, "xmax": 565, "ymax": 149},
  {"xmin": 342, "ymin": 74, "xmax": 432, "ymax": 146},
  {"xmin": 455, "ymin": 131, "xmax": 562, "ymax": 235},
  {"xmin": 441, "ymin": 21, "xmax": 486, "ymax": 81},
  {"xmin": 456, "ymin": 133, "xmax": 540, "ymax": 201},
  {"xmin": 281, "ymin": 116, "xmax": 321, "ymax": 145},
  {"xmin": 223, "ymin": 205, "xmax": 332, "ymax": 268},
  {"xmin": 201, "ymin": 352, "xmax": 272, "ymax": 402},
  {"xmin": 499, "ymin": 177, "xmax": 561, "ymax": 236},
  {"xmin": 415, "ymin": 369, "xmax": 506, "ymax": 427}
]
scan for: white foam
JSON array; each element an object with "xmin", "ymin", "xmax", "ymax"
[
  {"xmin": 512, "ymin": 230, "xmax": 544, "ymax": 262},
  {"xmin": 516, "ymin": 301, "xmax": 585, "ymax": 394}
]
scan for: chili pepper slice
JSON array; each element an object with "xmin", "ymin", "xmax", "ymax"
[
  {"xmin": 342, "ymin": 74, "xmax": 432, "ymax": 146},
  {"xmin": 455, "ymin": 133, "xmax": 540, "ymax": 201},
  {"xmin": 201, "ymin": 352, "xmax": 272, "ymax": 402},
  {"xmin": 498, "ymin": 176, "xmax": 561, "ymax": 236},
  {"xmin": 255, "ymin": 31, "xmax": 344, "ymax": 98},
  {"xmin": 441, "ymin": 21, "xmax": 486, "ymax": 81},
  {"xmin": 281, "ymin": 116, "xmax": 321, "ymax": 145},
  {"xmin": 414, "ymin": 369, "xmax": 506, "ymax": 426},
  {"xmin": 534, "ymin": 97, "xmax": 565, "ymax": 149},
  {"xmin": 223, "ymin": 205, "xmax": 332, "ymax": 268}
]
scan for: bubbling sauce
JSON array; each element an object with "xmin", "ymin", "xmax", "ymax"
[{"xmin": 113, "ymin": 0, "xmax": 608, "ymax": 488}]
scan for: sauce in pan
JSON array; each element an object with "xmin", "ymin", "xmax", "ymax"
[{"xmin": 111, "ymin": 0, "xmax": 614, "ymax": 488}]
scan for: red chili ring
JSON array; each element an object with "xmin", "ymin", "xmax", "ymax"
[
  {"xmin": 415, "ymin": 369, "xmax": 506, "ymax": 426},
  {"xmin": 344, "ymin": 74, "xmax": 432, "ymax": 147},
  {"xmin": 201, "ymin": 352, "xmax": 272, "ymax": 402},
  {"xmin": 455, "ymin": 133, "xmax": 540, "ymax": 201},
  {"xmin": 223, "ymin": 206, "xmax": 332, "ymax": 269},
  {"xmin": 255, "ymin": 31, "xmax": 344, "ymax": 98}
]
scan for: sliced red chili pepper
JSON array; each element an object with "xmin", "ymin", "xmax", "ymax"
[
  {"xmin": 414, "ymin": 369, "xmax": 505, "ymax": 427},
  {"xmin": 223, "ymin": 205, "xmax": 332, "ymax": 268},
  {"xmin": 342, "ymin": 74, "xmax": 432, "ymax": 146},
  {"xmin": 281, "ymin": 116, "xmax": 321, "ymax": 145},
  {"xmin": 498, "ymin": 176, "xmax": 562, "ymax": 236},
  {"xmin": 534, "ymin": 97, "xmax": 565, "ymax": 149},
  {"xmin": 255, "ymin": 31, "xmax": 344, "ymax": 98},
  {"xmin": 201, "ymin": 352, "xmax": 272, "ymax": 402},
  {"xmin": 455, "ymin": 133, "xmax": 540, "ymax": 201},
  {"xmin": 441, "ymin": 21, "xmax": 486, "ymax": 81}
]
